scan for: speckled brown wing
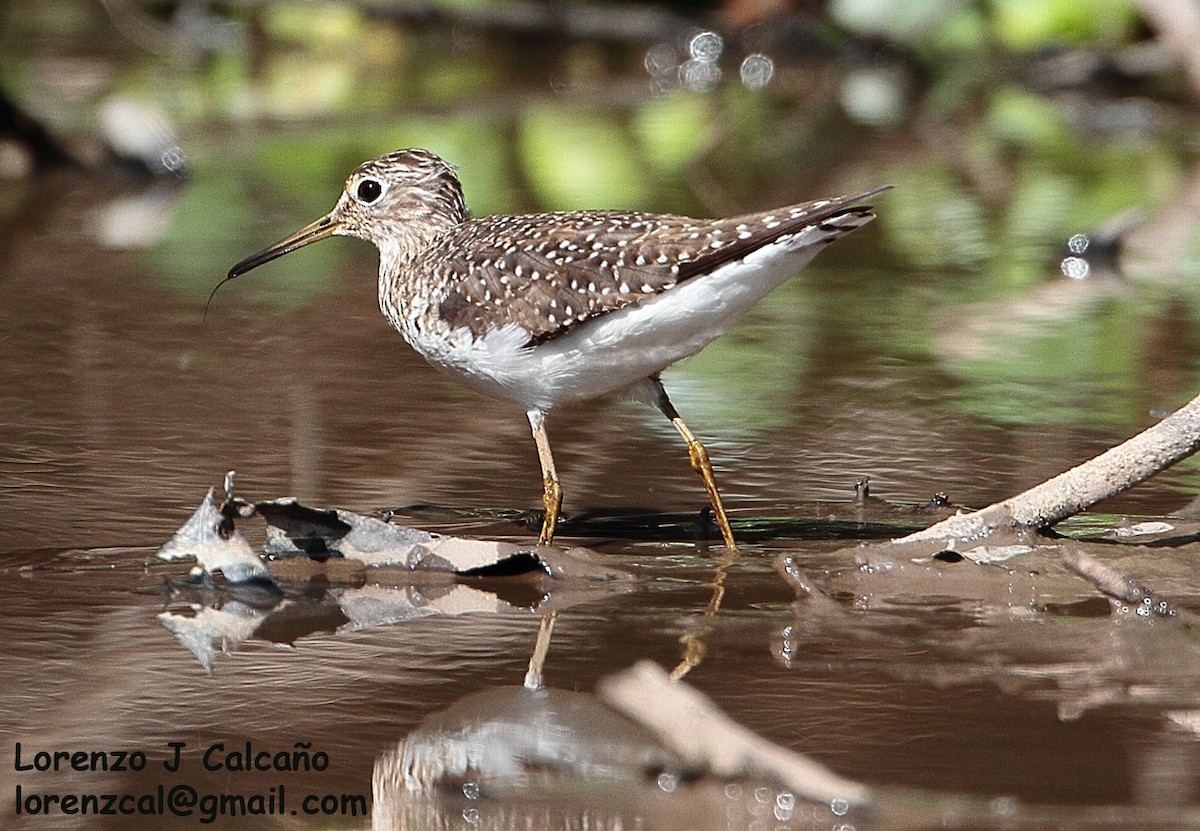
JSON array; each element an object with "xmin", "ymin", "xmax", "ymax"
[
  {"xmin": 429, "ymin": 211, "xmax": 680, "ymax": 343},
  {"xmin": 429, "ymin": 188, "xmax": 886, "ymax": 345}
]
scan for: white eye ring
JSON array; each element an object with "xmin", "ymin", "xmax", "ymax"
[{"xmin": 356, "ymin": 178, "xmax": 383, "ymax": 204}]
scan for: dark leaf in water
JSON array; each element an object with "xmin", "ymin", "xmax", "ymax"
[
  {"xmin": 256, "ymin": 496, "xmax": 630, "ymax": 578},
  {"xmin": 255, "ymin": 498, "xmax": 355, "ymax": 557}
]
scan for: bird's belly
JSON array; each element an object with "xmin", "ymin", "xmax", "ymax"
[
  {"xmin": 402, "ymin": 245, "xmax": 821, "ymax": 411},
  {"xmin": 532, "ymin": 249, "xmax": 821, "ymax": 405}
]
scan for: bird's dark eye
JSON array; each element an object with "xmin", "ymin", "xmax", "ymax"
[{"xmin": 357, "ymin": 179, "xmax": 383, "ymax": 203}]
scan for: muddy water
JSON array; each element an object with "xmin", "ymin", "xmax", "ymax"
[{"xmin": 2, "ymin": 140, "xmax": 1200, "ymax": 829}]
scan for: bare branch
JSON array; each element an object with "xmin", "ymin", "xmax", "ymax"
[{"xmin": 897, "ymin": 390, "xmax": 1200, "ymax": 547}]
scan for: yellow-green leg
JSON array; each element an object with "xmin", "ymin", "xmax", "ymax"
[
  {"xmin": 527, "ymin": 409, "xmax": 563, "ymax": 545},
  {"xmin": 648, "ymin": 376, "xmax": 739, "ymax": 552},
  {"xmin": 525, "ymin": 410, "xmax": 563, "ymax": 689}
]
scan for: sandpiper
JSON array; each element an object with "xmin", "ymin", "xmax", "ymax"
[{"xmin": 228, "ymin": 149, "xmax": 885, "ymax": 551}]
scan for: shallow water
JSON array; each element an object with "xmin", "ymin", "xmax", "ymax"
[{"xmin": 4, "ymin": 5, "xmax": 1200, "ymax": 827}]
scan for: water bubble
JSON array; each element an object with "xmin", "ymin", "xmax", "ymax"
[
  {"xmin": 1060, "ymin": 256, "xmax": 1090, "ymax": 280},
  {"xmin": 1067, "ymin": 233, "xmax": 1090, "ymax": 254},
  {"xmin": 462, "ymin": 781, "xmax": 480, "ymax": 799},
  {"xmin": 160, "ymin": 147, "xmax": 187, "ymax": 175},
  {"xmin": 774, "ymin": 791, "xmax": 796, "ymax": 820},
  {"xmin": 688, "ymin": 30, "xmax": 724, "ymax": 61},
  {"xmin": 680, "ymin": 58, "xmax": 722, "ymax": 91},
  {"xmin": 740, "ymin": 53, "xmax": 774, "ymax": 90},
  {"xmin": 830, "ymin": 797, "xmax": 850, "ymax": 816},
  {"xmin": 754, "ymin": 786, "xmax": 771, "ymax": 803},
  {"xmin": 1136, "ymin": 603, "xmax": 1151, "ymax": 617},
  {"xmin": 778, "ymin": 639, "xmax": 794, "ymax": 662},
  {"xmin": 833, "ymin": 825, "xmax": 856, "ymax": 831},
  {"xmin": 645, "ymin": 43, "xmax": 677, "ymax": 76},
  {"xmin": 657, "ymin": 771, "xmax": 679, "ymax": 793},
  {"xmin": 462, "ymin": 806, "xmax": 480, "ymax": 825}
]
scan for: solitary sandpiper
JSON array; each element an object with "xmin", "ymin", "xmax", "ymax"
[{"xmin": 228, "ymin": 149, "xmax": 885, "ymax": 551}]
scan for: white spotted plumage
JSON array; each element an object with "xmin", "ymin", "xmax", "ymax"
[{"xmin": 403, "ymin": 213, "xmax": 873, "ymax": 411}]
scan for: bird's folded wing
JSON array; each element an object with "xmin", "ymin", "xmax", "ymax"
[{"xmin": 431, "ymin": 188, "xmax": 886, "ymax": 346}]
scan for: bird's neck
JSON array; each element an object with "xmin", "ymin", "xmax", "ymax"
[{"xmin": 376, "ymin": 220, "xmax": 458, "ymax": 336}]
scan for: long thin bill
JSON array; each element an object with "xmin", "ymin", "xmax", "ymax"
[{"xmin": 227, "ymin": 214, "xmax": 341, "ymax": 278}]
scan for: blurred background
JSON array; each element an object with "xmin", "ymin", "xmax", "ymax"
[
  {"xmin": 3, "ymin": 0, "xmax": 1200, "ymax": 547},
  {"xmin": 5, "ymin": 4, "xmax": 1200, "ymax": 826}
]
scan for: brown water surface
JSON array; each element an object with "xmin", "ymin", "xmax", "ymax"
[{"xmin": 4, "ymin": 29, "xmax": 1200, "ymax": 827}]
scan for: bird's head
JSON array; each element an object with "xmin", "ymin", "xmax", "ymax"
[{"xmin": 226, "ymin": 148, "xmax": 467, "ymax": 279}]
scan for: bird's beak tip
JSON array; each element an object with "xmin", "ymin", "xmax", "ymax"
[{"xmin": 226, "ymin": 213, "xmax": 341, "ymax": 279}]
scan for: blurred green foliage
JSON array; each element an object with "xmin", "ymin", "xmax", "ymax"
[
  {"xmin": 990, "ymin": 0, "xmax": 1140, "ymax": 49},
  {"xmin": 518, "ymin": 104, "xmax": 652, "ymax": 209},
  {"xmin": 832, "ymin": 0, "xmax": 1140, "ymax": 53},
  {"xmin": 1, "ymin": 0, "xmax": 1198, "ymax": 434}
]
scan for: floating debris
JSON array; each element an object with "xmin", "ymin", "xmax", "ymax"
[
  {"xmin": 156, "ymin": 488, "xmax": 273, "ymax": 585},
  {"xmin": 1113, "ymin": 520, "xmax": 1176, "ymax": 537},
  {"xmin": 154, "ymin": 475, "xmax": 638, "ymax": 669},
  {"xmin": 157, "ymin": 475, "xmax": 632, "ymax": 583},
  {"xmin": 254, "ymin": 496, "xmax": 627, "ymax": 579}
]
